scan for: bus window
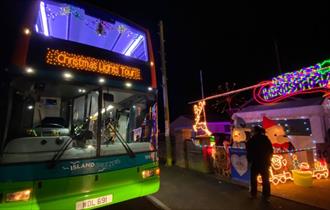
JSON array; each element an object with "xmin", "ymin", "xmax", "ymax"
[
  {"xmin": 73, "ymin": 91, "xmax": 99, "ymax": 148},
  {"xmin": 100, "ymin": 89, "xmax": 156, "ymax": 156},
  {"xmin": 1, "ymin": 78, "xmax": 98, "ymax": 163}
]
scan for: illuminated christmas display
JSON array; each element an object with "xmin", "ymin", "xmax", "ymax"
[
  {"xmin": 253, "ymin": 59, "xmax": 330, "ymax": 104},
  {"xmin": 257, "ymin": 153, "xmax": 329, "ymax": 186},
  {"xmin": 262, "ymin": 116, "xmax": 295, "ymax": 152},
  {"xmin": 193, "ymin": 101, "xmax": 212, "ymax": 136},
  {"xmin": 254, "ymin": 116, "xmax": 328, "ymax": 185},
  {"xmin": 45, "ymin": 4, "xmax": 130, "ymax": 36},
  {"xmin": 189, "ymin": 59, "xmax": 330, "ymax": 193},
  {"xmin": 231, "ymin": 117, "xmax": 250, "ymax": 149},
  {"xmin": 267, "ymin": 154, "xmax": 293, "ymax": 185},
  {"xmin": 313, "ymin": 159, "xmax": 329, "ymax": 179}
]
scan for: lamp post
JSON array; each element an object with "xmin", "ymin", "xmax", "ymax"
[{"xmin": 159, "ymin": 20, "xmax": 172, "ymax": 166}]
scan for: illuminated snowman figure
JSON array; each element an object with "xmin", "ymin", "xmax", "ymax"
[{"xmin": 231, "ymin": 117, "xmax": 250, "ymax": 149}]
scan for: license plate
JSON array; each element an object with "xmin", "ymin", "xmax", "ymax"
[{"xmin": 76, "ymin": 194, "xmax": 113, "ymax": 210}]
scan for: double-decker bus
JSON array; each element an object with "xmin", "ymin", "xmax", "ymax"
[{"xmin": 0, "ymin": 1, "xmax": 159, "ymax": 209}]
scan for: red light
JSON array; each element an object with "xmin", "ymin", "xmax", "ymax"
[{"xmin": 207, "ymin": 147, "xmax": 212, "ymax": 155}]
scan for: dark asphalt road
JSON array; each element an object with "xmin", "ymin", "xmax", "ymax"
[
  {"xmin": 153, "ymin": 165, "xmax": 325, "ymax": 210},
  {"xmin": 96, "ymin": 165, "xmax": 326, "ymax": 210}
]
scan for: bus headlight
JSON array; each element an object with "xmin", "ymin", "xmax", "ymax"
[
  {"xmin": 142, "ymin": 168, "xmax": 160, "ymax": 179},
  {"xmin": 155, "ymin": 168, "xmax": 160, "ymax": 176},
  {"xmin": 6, "ymin": 189, "xmax": 32, "ymax": 202}
]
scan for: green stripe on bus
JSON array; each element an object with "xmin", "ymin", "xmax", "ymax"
[
  {"xmin": 0, "ymin": 162, "xmax": 159, "ymax": 210},
  {"xmin": 0, "ymin": 152, "xmax": 154, "ymax": 182}
]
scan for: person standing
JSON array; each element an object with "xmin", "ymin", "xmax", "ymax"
[{"xmin": 246, "ymin": 126, "xmax": 273, "ymax": 201}]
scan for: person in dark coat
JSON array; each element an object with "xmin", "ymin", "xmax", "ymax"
[{"xmin": 246, "ymin": 126, "xmax": 273, "ymax": 200}]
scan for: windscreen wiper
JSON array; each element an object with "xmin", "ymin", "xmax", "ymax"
[
  {"xmin": 107, "ymin": 123, "xmax": 135, "ymax": 158},
  {"xmin": 48, "ymin": 137, "xmax": 73, "ymax": 169},
  {"xmin": 48, "ymin": 122, "xmax": 136, "ymax": 169},
  {"xmin": 48, "ymin": 94, "xmax": 92, "ymax": 169}
]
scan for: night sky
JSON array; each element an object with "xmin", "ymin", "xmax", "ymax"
[
  {"xmin": 2, "ymin": 1, "xmax": 330, "ymax": 128},
  {"xmin": 90, "ymin": 1, "xmax": 330, "ymax": 122}
]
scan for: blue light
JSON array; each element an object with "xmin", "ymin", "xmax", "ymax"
[
  {"xmin": 36, "ymin": 0, "xmax": 148, "ymax": 61},
  {"xmin": 40, "ymin": 1, "xmax": 49, "ymax": 36},
  {"xmin": 125, "ymin": 35, "xmax": 144, "ymax": 56}
]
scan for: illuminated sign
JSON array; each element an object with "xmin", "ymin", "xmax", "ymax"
[
  {"xmin": 46, "ymin": 49, "xmax": 142, "ymax": 80},
  {"xmin": 253, "ymin": 59, "xmax": 330, "ymax": 104}
]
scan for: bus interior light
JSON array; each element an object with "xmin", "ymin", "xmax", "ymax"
[
  {"xmin": 25, "ymin": 67, "xmax": 35, "ymax": 74},
  {"xmin": 23, "ymin": 28, "xmax": 31, "ymax": 35},
  {"xmin": 99, "ymin": 78, "xmax": 105, "ymax": 84},
  {"xmin": 106, "ymin": 105, "xmax": 114, "ymax": 111},
  {"xmin": 63, "ymin": 72, "xmax": 73, "ymax": 79},
  {"xmin": 6, "ymin": 189, "xmax": 32, "ymax": 202}
]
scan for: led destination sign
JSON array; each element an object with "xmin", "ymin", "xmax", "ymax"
[{"xmin": 46, "ymin": 48, "xmax": 142, "ymax": 80}]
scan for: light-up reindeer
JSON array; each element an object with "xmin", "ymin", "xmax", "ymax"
[{"xmin": 193, "ymin": 101, "xmax": 212, "ymax": 136}]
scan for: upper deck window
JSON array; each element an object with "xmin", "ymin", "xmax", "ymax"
[{"xmin": 35, "ymin": 0, "xmax": 149, "ymax": 61}]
